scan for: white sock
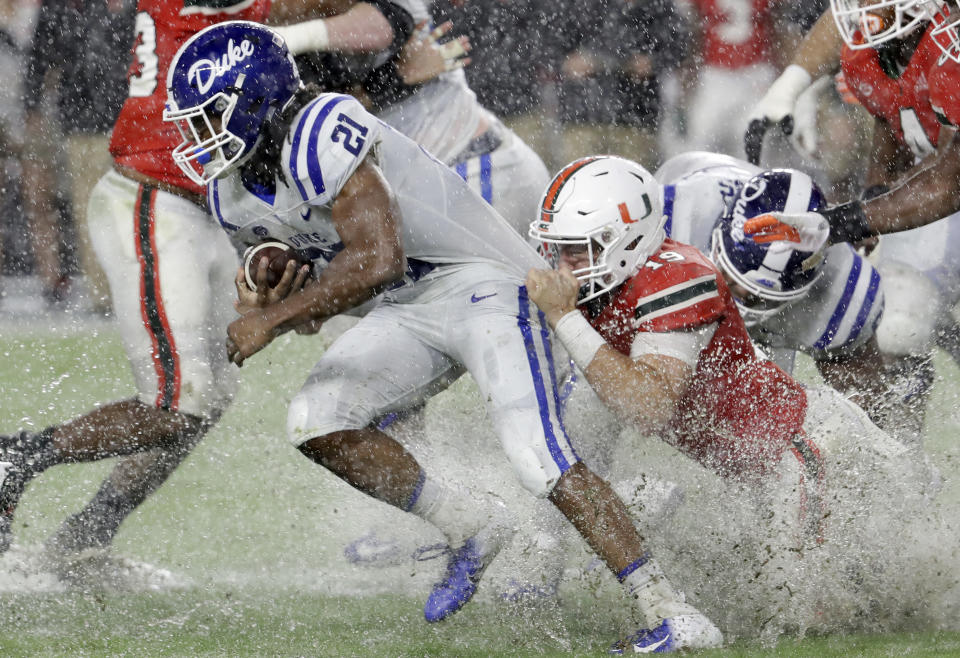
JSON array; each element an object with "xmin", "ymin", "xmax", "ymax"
[
  {"xmin": 619, "ymin": 553, "xmax": 694, "ymax": 626},
  {"xmin": 406, "ymin": 470, "xmax": 509, "ymax": 551}
]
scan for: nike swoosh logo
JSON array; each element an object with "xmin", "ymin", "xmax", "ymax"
[
  {"xmin": 300, "ymin": 208, "xmax": 311, "ymax": 221},
  {"xmin": 470, "ymin": 293, "xmax": 497, "ymax": 303},
  {"xmin": 635, "ymin": 636, "xmax": 669, "ymax": 653}
]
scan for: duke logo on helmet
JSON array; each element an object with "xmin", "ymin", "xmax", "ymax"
[
  {"xmin": 163, "ymin": 21, "xmax": 302, "ymax": 186},
  {"xmin": 710, "ymin": 169, "xmax": 829, "ymax": 327},
  {"xmin": 187, "ymin": 38, "xmax": 256, "ymax": 94},
  {"xmin": 529, "ymin": 156, "xmax": 666, "ymax": 304}
]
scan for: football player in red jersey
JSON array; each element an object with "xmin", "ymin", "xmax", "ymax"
[
  {"xmin": 676, "ymin": 0, "xmax": 788, "ymax": 158},
  {"xmin": 748, "ymin": 0, "xmax": 960, "ymax": 240},
  {"xmin": 746, "ymin": 0, "xmax": 960, "ymax": 439},
  {"xmin": 527, "ymin": 156, "xmax": 931, "ymax": 645},
  {"xmin": 0, "ymin": 0, "xmax": 452, "ymax": 583}
]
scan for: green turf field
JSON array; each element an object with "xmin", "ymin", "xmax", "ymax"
[{"xmin": 1, "ymin": 322, "xmax": 959, "ymax": 656}]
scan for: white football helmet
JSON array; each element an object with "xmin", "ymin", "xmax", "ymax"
[
  {"xmin": 830, "ymin": 0, "xmax": 940, "ymax": 50},
  {"xmin": 929, "ymin": 1, "xmax": 960, "ymax": 61},
  {"xmin": 529, "ymin": 156, "xmax": 666, "ymax": 304}
]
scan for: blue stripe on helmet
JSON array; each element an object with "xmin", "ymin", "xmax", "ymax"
[{"xmin": 455, "ymin": 161, "xmax": 467, "ymax": 181}]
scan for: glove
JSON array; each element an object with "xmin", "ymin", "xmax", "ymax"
[
  {"xmin": 789, "ymin": 75, "xmax": 834, "ymax": 160},
  {"xmin": 744, "ymin": 65, "xmax": 814, "ymax": 165}
]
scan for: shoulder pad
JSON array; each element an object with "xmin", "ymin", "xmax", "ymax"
[
  {"xmin": 284, "ymin": 94, "xmax": 381, "ymax": 205},
  {"xmin": 628, "ymin": 242, "xmax": 726, "ymax": 331}
]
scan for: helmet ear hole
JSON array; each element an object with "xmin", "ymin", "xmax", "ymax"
[{"xmin": 623, "ymin": 235, "xmax": 644, "ymax": 252}]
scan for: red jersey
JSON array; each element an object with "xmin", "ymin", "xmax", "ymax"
[
  {"xmin": 928, "ymin": 55, "xmax": 960, "ymax": 127},
  {"xmin": 109, "ymin": 0, "xmax": 271, "ymax": 196},
  {"xmin": 584, "ymin": 239, "xmax": 808, "ymax": 479},
  {"xmin": 840, "ymin": 24, "xmax": 944, "ymax": 159},
  {"xmin": 691, "ymin": 0, "xmax": 778, "ymax": 69}
]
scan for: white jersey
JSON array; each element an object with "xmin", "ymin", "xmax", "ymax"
[
  {"xmin": 656, "ymin": 151, "xmax": 760, "ymax": 252},
  {"xmin": 373, "ymin": 0, "xmax": 483, "ymax": 165},
  {"xmin": 209, "ymin": 93, "xmax": 543, "ymax": 287},
  {"xmin": 657, "ymin": 152, "xmax": 884, "ymax": 365}
]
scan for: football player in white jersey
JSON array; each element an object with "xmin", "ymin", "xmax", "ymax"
[
  {"xmin": 269, "ymin": 0, "xmax": 555, "ymax": 571},
  {"xmin": 0, "ymin": 0, "xmax": 464, "ymax": 586},
  {"xmin": 271, "ymin": 0, "xmax": 550, "ymax": 235},
  {"xmin": 161, "ymin": 22, "xmax": 723, "ymax": 651},
  {"xmin": 655, "ymin": 151, "xmax": 960, "ymax": 441},
  {"xmin": 655, "ymin": 153, "xmax": 886, "ymax": 401},
  {"xmin": 663, "ymin": 151, "xmax": 960, "ymax": 440}
]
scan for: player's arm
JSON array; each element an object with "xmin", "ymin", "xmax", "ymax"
[
  {"xmin": 814, "ymin": 335, "xmax": 887, "ymax": 415},
  {"xmin": 525, "ymin": 267, "xmax": 692, "ymax": 434},
  {"xmin": 862, "ymin": 116, "xmax": 917, "ymax": 190},
  {"xmin": 270, "ymin": 1, "xmax": 395, "ymax": 55},
  {"xmin": 226, "ymin": 157, "xmax": 404, "ymax": 366},
  {"xmin": 824, "ymin": 128, "xmax": 960, "ymax": 240},
  {"xmin": 745, "ymin": 8, "xmax": 844, "ymax": 164}
]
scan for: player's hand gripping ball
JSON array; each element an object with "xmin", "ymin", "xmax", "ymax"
[{"xmin": 242, "ymin": 241, "xmax": 311, "ymax": 291}]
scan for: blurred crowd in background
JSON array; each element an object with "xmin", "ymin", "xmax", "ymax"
[{"xmin": 0, "ymin": 0, "xmax": 871, "ymax": 316}]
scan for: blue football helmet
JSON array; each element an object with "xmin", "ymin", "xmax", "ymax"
[
  {"xmin": 164, "ymin": 21, "xmax": 302, "ymax": 185},
  {"xmin": 710, "ymin": 169, "xmax": 829, "ymax": 327}
]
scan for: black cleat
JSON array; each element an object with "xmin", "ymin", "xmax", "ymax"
[{"xmin": 0, "ymin": 430, "xmax": 54, "ymax": 553}]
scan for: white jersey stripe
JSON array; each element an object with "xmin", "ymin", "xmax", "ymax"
[
  {"xmin": 639, "ymin": 291, "xmax": 720, "ymax": 323},
  {"xmin": 634, "ymin": 273, "xmax": 718, "ymax": 307}
]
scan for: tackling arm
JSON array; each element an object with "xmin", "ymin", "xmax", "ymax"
[
  {"xmin": 525, "ymin": 267, "xmax": 691, "ymax": 435},
  {"xmin": 825, "ymin": 128, "xmax": 960, "ymax": 240},
  {"xmin": 226, "ymin": 158, "xmax": 404, "ymax": 365},
  {"xmin": 745, "ymin": 8, "xmax": 845, "ymax": 164},
  {"xmin": 270, "ymin": 1, "xmax": 395, "ymax": 54}
]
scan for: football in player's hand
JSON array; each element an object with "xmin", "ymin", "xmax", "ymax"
[{"xmin": 243, "ymin": 241, "xmax": 310, "ymax": 291}]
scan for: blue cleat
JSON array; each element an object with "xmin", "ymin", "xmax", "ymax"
[
  {"xmin": 610, "ymin": 615, "xmax": 723, "ymax": 654},
  {"xmin": 423, "ymin": 537, "xmax": 492, "ymax": 622}
]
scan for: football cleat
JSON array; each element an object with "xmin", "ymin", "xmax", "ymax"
[
  {"xmin": 0, "ymin": 430, "xmax": 51, "ymax": 553},
  {"xmin": 424, "ymin": 536, "xmax": 498, "ymax": 622},
  {"xmin": 610, "ymin": 614, "xmax": 723, "ymax": 654}
]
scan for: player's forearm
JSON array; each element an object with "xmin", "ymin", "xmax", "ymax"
[
  {"xmin": 272, "ymin": 2, "xmax": 394, "ymax": 55},
  {"xmin": 863, "ymin": 145, "xmax": 960, "ymax": 234},
  {"xmin": 864, "ymin": 118, "xmax": 915, "ymax": 189},
  {"xmin": 789, "ymin": 9, "xmax": 843, "ymax": 78},
  {"xmin": 585, "ymin": 349, "xmax": 683, "ymax": 435},
  {"xmin": 268, "ymin": 0, "xmax": 348, "ymax": 23},
  {"xmin": 552, "ymin": 312, "xmax": 681, "ymax": 434},
  {"xmin": 266, "ymin": 248, "xmax": 403, "ymax": 329}
]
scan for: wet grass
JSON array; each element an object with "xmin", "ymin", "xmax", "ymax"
[
  {"xmin": 1, "ymin": 587, "xmax": 960, "ymax": 656},
  {"xmin": 1, "ymin": 326, "xmax": 959, "ymax": 656}
]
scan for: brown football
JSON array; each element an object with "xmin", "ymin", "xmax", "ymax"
[{"xmin": 242, "ymin": 241, "xmax": 310, "ymax": 291}]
